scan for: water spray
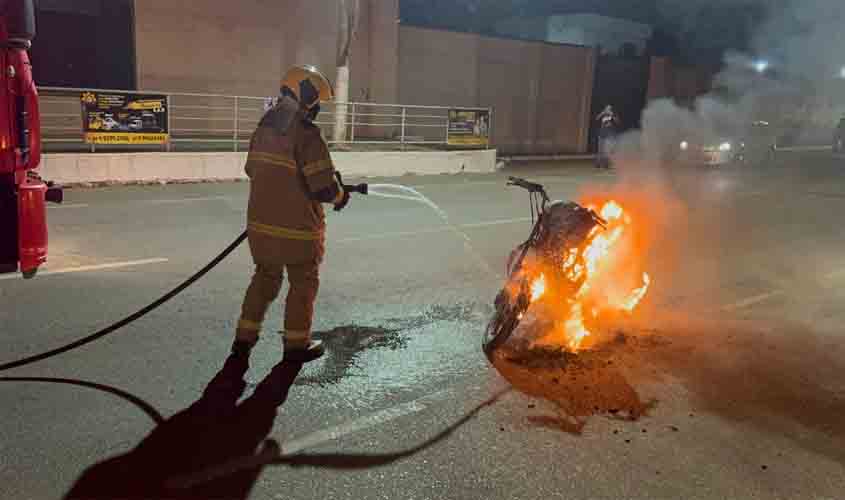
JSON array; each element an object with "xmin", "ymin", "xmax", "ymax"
[{"xmin": 366, "ymin": 183, "xmax": 496, "ymax": 276}]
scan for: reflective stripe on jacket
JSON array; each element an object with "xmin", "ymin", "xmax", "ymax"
[{"xmin": 244, "ymin": 96, "xmax": 341, "ymax": 240}]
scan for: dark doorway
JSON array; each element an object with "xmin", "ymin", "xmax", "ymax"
[
  {"xmin": 588, "ymin": 54, "xmax": 650, "ymax": 152},
  {"xmin": 30, "ymin": 0, "xmax": 136, "ymax": 89}
]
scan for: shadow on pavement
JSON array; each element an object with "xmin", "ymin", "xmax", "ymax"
[
  {"xmin": 65, "ymin": 352, "xmax": 507, "ymax": 497},
  {"xmin": 167, "ymin": 387, "xmax": 509, "ymax": 489},
  {"xmin": 64, "ymin": 356, "xmax": 302, "ymax": 500}
]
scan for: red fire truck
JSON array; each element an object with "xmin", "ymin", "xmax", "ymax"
[{"xmin": 0, "ymin": 0, "xmax": 62, "ymax": 278}]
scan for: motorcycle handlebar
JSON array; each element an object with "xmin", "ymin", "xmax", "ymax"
[{"xmin": 507, "ymin": 176, "xmax": 545, "ymax": 194}]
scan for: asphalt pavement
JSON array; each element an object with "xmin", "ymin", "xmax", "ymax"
[{"xmin": 2, "ymin": 154, "xmax": 845, "ymax": 499}]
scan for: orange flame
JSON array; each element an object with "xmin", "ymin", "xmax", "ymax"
[
  {"xmin": 620, "ymin": 273, "xmax": 651, "ymax": 312},
  {"xmin": 533, "ymin": 199, "xmax": 651, "ymax": 352},
  {"xmin": 531, "ymin": 274, "xmax": 546, "ymax": 301},
  {"xmin": 600, "ymin": 200, "xmax": 623, "ymax": 221}
]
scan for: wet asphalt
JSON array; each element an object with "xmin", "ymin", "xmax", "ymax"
[{"xmin": 2, "ymin": 154, "xmax": 845, "ymax": 499}]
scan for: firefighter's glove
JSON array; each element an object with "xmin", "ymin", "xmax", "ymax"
[
  {"xmin": 334, "ymin": 189, "xmax": 350, "ymax": 212},
  {"xmin": 333, "ymin": 171, "xmax": 350, "ymax": 212}
]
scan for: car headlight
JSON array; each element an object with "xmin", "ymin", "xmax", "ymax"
[
  {"xmin": 719, "ymin": 142, "xmax": 732, "ymax": 151},
  {"xmin": 680, "ymin": 141, "xmax": 689, "ymax": 151}
]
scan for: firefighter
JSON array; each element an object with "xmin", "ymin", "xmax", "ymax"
[{"xmin": 231, "ymin": 65, "xmax": 350, "ymax": 363}]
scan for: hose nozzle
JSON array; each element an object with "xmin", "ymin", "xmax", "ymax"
[{"xmin": 343, "ymin": 183, "xmax": 368, "ymax": 195}]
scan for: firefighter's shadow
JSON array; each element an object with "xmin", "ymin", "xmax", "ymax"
[
  {"xmin": 65, "ymin": 355, "xmax": 507, "ymax": 499},
  {"xmin": 64, "ymin": 356, "xmax": 301, "ymax": 500}
]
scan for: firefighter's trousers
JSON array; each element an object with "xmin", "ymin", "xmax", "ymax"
[{"xmin": 236, "ymin": 230, "xmax": 323, "ymax": 343}]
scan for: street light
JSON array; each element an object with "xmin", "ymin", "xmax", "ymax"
[{"xmin": 753, "ymin": 59, "xmax": 769, "ymax": 74}]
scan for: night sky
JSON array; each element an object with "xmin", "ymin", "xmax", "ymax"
[{"xmin": 399, "ymin": 0, "xmax": 771, "ymax": 66}]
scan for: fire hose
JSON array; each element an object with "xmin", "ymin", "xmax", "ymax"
[{"xmin": 0, "ymin": 182, "xmax": 369, "ymax": 373}]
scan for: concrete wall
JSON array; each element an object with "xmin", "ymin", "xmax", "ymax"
[
  {"xmin": 40, "ymin": 150, "xmax": 497, "ymax": 185},
  {"xmin": 398, "ymin": 26, "xmax": 596, "ymax": 155},
  {"xmin": 535, "ymin": 43, "xmax": 597, "ymax": 154},
  {"xmin": 133, "ymin": 0, "xmax": 399, "ymax": 104},
  {"xmin": 398, "ymin": 26, "xmax": 479, "ymax": 108}
]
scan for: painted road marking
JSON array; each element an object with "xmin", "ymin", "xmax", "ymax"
[
  {"xmin": 336, "ymin": 217, "xmax": 531, "ymax": 243},
  {"xmin": 281, "ymin": 388, "xmax": 455, "ymax": 455},
  {"xmin": 143, "ymin": 196, "xmax": 230, "ymax": 205},
  {"xmin": 0, "ymin": 258, "xmax": 169, "ymax": 280},
  {"xmin": 49, "ymin": 197, "xmax": 233, "ymax": 210},
  {"xmin": 170, "ymin": 386, "xmax": 499, "ymax": 489},
  {"xmin": 47, "ymin": 203, "xmax": 90, "ymax": 209},
  {"xmin": 739, "ymin": 191, "xmax": 769, "ymax": 198},
  {"xmin": 806, "ymin": 191, "xmax": 845, "ymax": 200},
  {"xmin": 774, "ymin": 145, "xmax": 831, "ymax": 152},
  {"xmin": 461, "ymin": 217, "xmax": 532, "ymax": 228},
  {"xmin": 410, "ymin": 177, "xmax": 585, "ymax": 190},
  {"xmin": 721, "ymin": 290, "xmax": 784, "ymax": 312},
  {"xmin": 824, "ymin": 267, "xmax": 845, "ymax": 281}
]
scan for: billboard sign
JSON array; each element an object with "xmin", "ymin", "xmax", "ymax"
[
  {"xmin": 447, "ymin": 109, "xmax": 490, "ymax": 146},
  {"xmin": 81, "ymin": 91, "xmax": 168, "ymax": 144}
]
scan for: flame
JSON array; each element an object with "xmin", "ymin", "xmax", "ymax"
[
  {"xmin": 600, "ymin": 200, "xmax": 623, "ymax": 221},
  {"xmin": 620, "ymin": 273, "xmax": 651, "ymax": 312},
  {"xmin": 530, "ymin": 274, "xmax": 546, "ymax": 301},
  {"xmin": 563, "ymin": 303, "xmax": 589, "ymax": 350},
  {"xmin": 535, "ymin": 199, "xmax": 651, "ymax": 352}
]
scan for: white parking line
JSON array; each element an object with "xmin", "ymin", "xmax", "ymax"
[
  {"xmin": 336, "ymin": 217, "xmax": 531, "ymax": 243},
  {"xmin": 461, "ymin": 217, "xmax": 532, "ymax": 228},
  {"xmin": 774, "ymin": 145, "xmax": 831, "ymax": 152},
  {"xmin": 143, "ymin": 196, "xmax": 230, "ymax": 205},
  {"xmin": 824, "ymin": 267, "xmax": 845, "ymax": 281},
  {"xmin": 0, "ymin": 258, "xmax": 169, "ymax": 280},
  {"xmin": 410, "ymin": 177, "xmax": 586, "ymax": 190},
  {"xmin": 169, "ymin": 387, "xmax": 477, "ymax": 489},
  {"xmin": 48, "ymin": 203, "xmax": 90, "ymax": 209},
  {"xmin": 721, "ymin": 290, "xmax": 784, "ymax": 312},
  {"xmin": 281, "ymin": 388, "xmax": 455, "ymax": 455},
  {"xmin": 738, "ymin": 191, "xmax": 769, "ymax": 198}
]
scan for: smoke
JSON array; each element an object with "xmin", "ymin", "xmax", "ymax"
[{"xmin": 583, "ymin": 0, "xmax": 845, "ymax": 312}]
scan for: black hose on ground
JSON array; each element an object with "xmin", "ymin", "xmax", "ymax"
[{"xmin": 0, "ymin": 231, "xmax": 248, "ymax": 372}]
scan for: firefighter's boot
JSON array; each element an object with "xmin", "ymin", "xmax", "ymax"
[
  {"xmin": 282, "ymin": 330, "xmax": 324, "ymax": 363},
  {"xmin": 230, "ymin": 339, "xmax": 256, "ymax": 360}
]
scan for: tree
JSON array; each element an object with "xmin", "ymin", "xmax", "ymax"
[{"xmin": 333, "ymin": 0, "xmax": 360, "ymax": 144}]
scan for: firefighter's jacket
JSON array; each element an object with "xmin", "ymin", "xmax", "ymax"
[{"xmin": 244, "ymin": 96, "xmax": 342, "ymax": 246}]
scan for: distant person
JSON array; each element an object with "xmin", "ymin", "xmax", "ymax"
[
  {"xmin": 595, "ymin": 105, "xmax": 620, "ymax": 168},
  {"xmin": 479, "ymin": 115, "xmax": 489, "ymax": 138},
  {"xmin": 232, "ymin": 65, "xmax": 351, "ymax": 364},
  {"xmin": 262, "ymin": 96, "xmax": 278, "ymax": 112}
]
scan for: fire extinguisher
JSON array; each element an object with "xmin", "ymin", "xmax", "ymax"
[{"xmin": 0, "ymin": 0, "xmax": 62, "ymax": 278}]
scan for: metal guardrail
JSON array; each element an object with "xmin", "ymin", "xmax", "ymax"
[{"xmin": 37, "ymin": 86, "xmax": 493, "ymax": 153}]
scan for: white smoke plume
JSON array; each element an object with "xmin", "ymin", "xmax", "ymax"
[{"xmin": 592, "ymin": 0, "xmax": 845, "ymax": 312}]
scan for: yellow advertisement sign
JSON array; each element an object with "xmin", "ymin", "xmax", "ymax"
[
  {"xmin": 85, "ymin": 133, "xmax": 170, "ymax": 145},
  {"xmin": 80, "ymin": 91, "xmax": 169, "ymax": 145},
  {"xmin": 447, "ymin": 109, "xmax": 490, "ymax": 147}
]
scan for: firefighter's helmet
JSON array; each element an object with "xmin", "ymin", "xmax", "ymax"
[{"xmin": 280, "ymin": 65, "xmax": 334, "ymax": 109}]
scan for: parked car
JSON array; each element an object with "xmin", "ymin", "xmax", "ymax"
[{"xmin": 677, "ymin": 121, "xmax": 773, "ymax": 166}]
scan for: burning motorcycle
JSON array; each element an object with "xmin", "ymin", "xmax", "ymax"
[{"xmin": 483, "ymin": 177, "xmax": 650, "ymax": 360}]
